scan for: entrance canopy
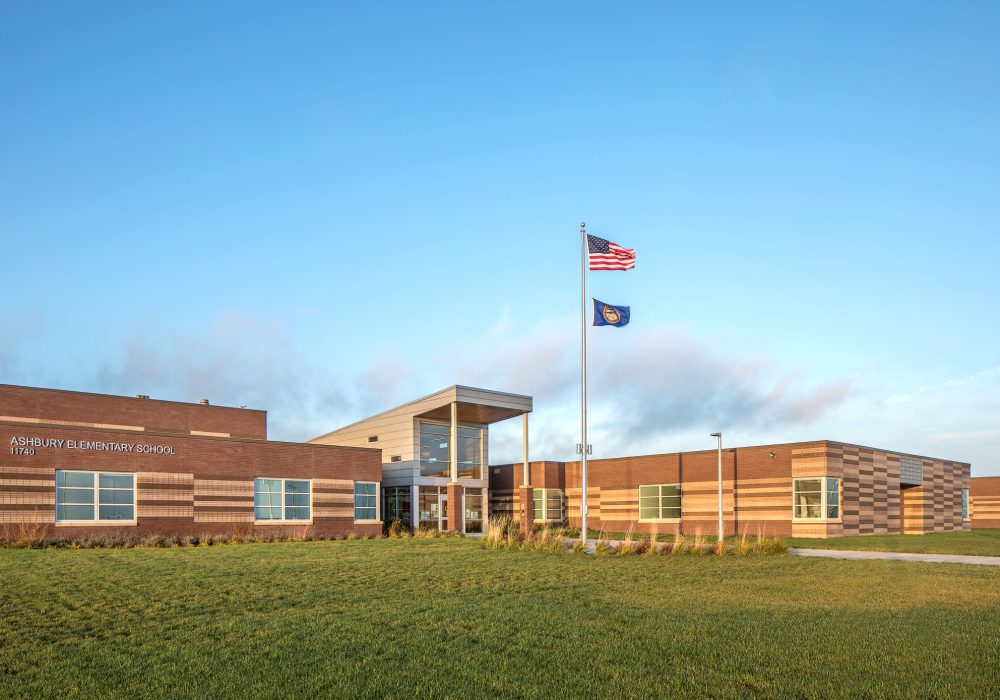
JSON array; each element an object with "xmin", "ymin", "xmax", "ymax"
[{"xmin": 411, "ymin": 386, "xmax": 532, "ymax": 425}]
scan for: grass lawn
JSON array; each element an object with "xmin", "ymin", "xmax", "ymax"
[
  {"xmin": 788, "ymin": 528, "xmax": 1000, "ymax": 557},
  {"xmin": 2, "ymin": 539, "xmax": 999, "ymax": 699}
]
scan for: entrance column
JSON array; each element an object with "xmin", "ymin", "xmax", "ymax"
[
  {"xmin": 410, "ymin": 483, "xmax": 419, "ymax": 530},
  {"xmin": 522, "ymin": 413, "xmax": 530, "ymax": 486},
  {"xmin": 449, "ymin": 402, "xmax": 459, "ymax": 482},
  {"xmin": 519, "ymin": 412, "xmax": 534, "ymax": 532},
  {"xmin": 447, "ymin": 402, "xmax": 463, "ymax": 532},
  {"xmin": 447, "ymin": 482, "xmax": 462, "ymax": 533}
]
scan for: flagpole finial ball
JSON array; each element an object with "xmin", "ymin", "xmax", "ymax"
[{"xmin": 580, "ymin": 221, "xmax": 586, "ymax": 229}]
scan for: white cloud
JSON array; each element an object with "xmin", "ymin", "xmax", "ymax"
[
  {"xmin": 463, "ymin": 316, "xmax": 852, "ymax": 464},
  {"xmin": 824, "ymin": 367, "xmax": 1000, "ymax": 475},
  {"xmin": 93, "ymin": 312, "xmax": 350, "ymax": 441}
]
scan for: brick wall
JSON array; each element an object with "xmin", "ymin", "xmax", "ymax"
[
  {"xmin": 490, "ymin": 440, "xmax": 970, "ymax": 539},
  {"xmin": 0, "ymin": 384, "xmax": 267, "ymax": 439},
  {"xmin": 0, "ymin": 422, "xmax": 382, "ymax": 538},
  {"xmin": 971, "ymin": 477, "xmax": 1000, "ymax": 528}
]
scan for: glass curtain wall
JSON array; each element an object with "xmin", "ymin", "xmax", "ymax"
[
  {"xmin": 419, "ymin": 422, "xmax": 485, "ymax": 478},
  {"xmin": 419, "ymin": 424, "xmax": 450, "ymax": 477},
  {"xmin": 457, "ymin": 427, "xmax": 483, "ymax": 478}
]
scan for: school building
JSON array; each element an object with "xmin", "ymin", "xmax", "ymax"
[
  {"xmin": 309, "ymin": 386, "xmax": 970, "ymax": 538},
  {"xmin": 0, "ymin": 384, "xmax": 383, "ymax": 538},
  {"xmin": 491, "ymin": 442, "xmax": 971, "ymax": 538},
  {"xmin": 0, "ymin": 382, "xmax": 976, "ymax": 539},
  {"xmin": 309, "ymin": 386, "xmax": 532, "ymax": 533}
]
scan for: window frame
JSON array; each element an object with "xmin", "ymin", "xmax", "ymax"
[
  {"xmin": 418, "ymin": 421, "xmax": 452, "ymax": 477},
  {"xmin": 55, "ymin": 469, "xmax": 137, "ymax": 525},
  {"xmin": 382, "ymin": 485, "xmax": 411, "ymax": 524},
  {"xmin": 353, "ymin": 481, "xmax": 380, "ymax": 523},
  {"xmin": 417, "ymin": 420, "xmax": 486, "ymax": 479},
  {"xmin": 637, "ymin": 483, "xmax": 682, "ymax": 523},
  {"xmin": 792, "ymin": 477, "xmax": 841, "ymax": 522},
  {"xmin": 532, "ymin": 488, "xmax": 564, "ymax": 522},
  {"xmin": 962, "ymin": 488, "xmax": 970, "ymax": 521},
  {"xmin": 253, "ymin": 477, "xmax": 313, "ymax": 524}
]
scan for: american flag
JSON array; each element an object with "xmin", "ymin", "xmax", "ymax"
[{"xmin": 587, "ymin": 234, "xmax": 636, "ymax": 271}]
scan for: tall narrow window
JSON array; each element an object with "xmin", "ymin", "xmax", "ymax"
[
  {"xmin": 457, "ymin": 427, "xmax": 484, "ymax": 479},
  {"xmin": 825, "ymin": 477, "xmax": 840, "ymax": 519},
  {"xmin": 419, "ymin": 423, "xmax": 450, "ymax": 477},
  {"xmin": 962, "ymin": 488, "xmax": 970, "ymax": 520},
  {"xmin": 254, "ymin": 478, "xmax": 311, "ymax": 522},
  {"xmin": 56, "ymin": 471, "xmax": 135, "ymax": 522},
  {"xmin": 418, "ymin": 486, "xmax": 443, "ymax": 529},
  {"xmin": 383, "ymin": 486, "xmax": 411, "ymax": 524},
  {"xmin": 354, "ymin": 482, "xmax": 378, "ymax": 521},
  {"xmin": 793, "ymin": 478, "xmax": 840, "ymax": 520},
  {"xmin": 464, "ymin": 488, "xmax": 484, "ymax": 534},
  {"xmin": 638, "ymin": 484, "xmax": 682, "ymax": 521}
]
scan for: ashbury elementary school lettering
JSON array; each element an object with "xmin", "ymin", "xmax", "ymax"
[{"xmin": 10, "ymin": 435, "xmax": 176, "ymax": 456}]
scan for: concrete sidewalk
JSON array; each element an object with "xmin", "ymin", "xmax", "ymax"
[{"xmin": 790, "ymin": 548, "xmax": 1000, "ymax": 567}]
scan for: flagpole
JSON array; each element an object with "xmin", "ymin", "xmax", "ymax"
[{"xmin": 580, "ymin": 221, "xmax": 589, "ymax": 546}]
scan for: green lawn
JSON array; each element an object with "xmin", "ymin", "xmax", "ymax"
[
  {"xmin": 788, "ymin": 528, "xmax": 1000, "ymax": 557},
  {"xmin": 2, "ymin": 539, "xmax": 999, "ymax": 699}
]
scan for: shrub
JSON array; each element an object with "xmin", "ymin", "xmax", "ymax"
[
  {"xmin": 734, "ymin": 526, "xmax": 753, "ymax": 557},
  {"xmin": 671, "ymin": 529, "xmax": 687, "ymax": 555},
  {"xmin": 0, "ymin": 520, "xmax": 48, "ymax": 549},
  {"xmin": 754, "ymin": 536, "xmax": 789, "ymax": 555},
  {"xmin": 594, "ymin": 540, "xmax": 617, "ymax": 556},
  {"xmin": 386, "ymin": 518, "xmax": 413, "ymax": 539}
]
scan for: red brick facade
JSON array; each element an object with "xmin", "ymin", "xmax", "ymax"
[
  {"xmin": 970, "ymin": 476, "xmax": 1000, "ymax": 528},
  {"xmin": 1, "ymin": 384, "xmax": 267, "ymax": 439},
  {"xmin": 0, "ymin": 385, "xmax": 382, "ymax": 539},
  {"xmin": 491, "ymin": 441, "xmax": 970, "ymax": 538}
]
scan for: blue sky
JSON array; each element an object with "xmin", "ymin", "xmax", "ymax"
[{"xmin": 1, "ymin": 2, "xmax": 998, "ymax": 474}]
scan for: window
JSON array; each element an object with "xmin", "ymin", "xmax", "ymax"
[
  {"xmin": 826, "ymin": 477, "xmax": 839, "ymax": 519},
  {"xmin": 254, "ymin": 478, "xmax": 311, "ymax": 522},
  {"xmin": 383, "ymin": 486, "xmax": 411, "ymax": 524},
  {"xmin": 962, "ymin": 488, "xmax": 970, "ymax": 520},
  {"xmin": 638, "ymin": 484, "xmax": 682, "ymax": 521},
  {"xmin": 464, "ymin": 488, "xmax": 484, "ymax": 534},
  {"xmin": 419, "ymin": 423, "xmax": 450, "ymax": 477},
  {"xmin": 367, "ymin": 435, "xmax": 378, "ymax": 443},
  {"xmin": 419, "ymin": 422, "xmax": 485, "ymax": 478},
  {"xmin": 419, "ymin": 485, "xmax": 445, "ymax": 529},
  {"xmin": 354, "ymin": 481, "xmax": 378, "ymax": 521},
  {"xmin": 390, "ymin": 455, "xmax": 401, "ymax": 463},
  {"xmin": 56, "ymin": 470, "xmax": 135, "ymax": 522},
  {"xmin": 532, "ymin": 488, "xmax": 564, "ymax": 522},
  {"xmin": 793, "ymin": 477, "xmax": 840, "ymax": 520},
  {"xmin": 457, "ymin": 427, "xmax": 484, "ymax": 479}
]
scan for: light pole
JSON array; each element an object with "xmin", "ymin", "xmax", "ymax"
[{"xmin": 710, "ymin": 432, "xmax": 723, "ymax": 545}]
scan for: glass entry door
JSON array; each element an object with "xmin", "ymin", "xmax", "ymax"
[{"xmin": 418, "ymin": 486, "xmax": 449, "ymax": 531}]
